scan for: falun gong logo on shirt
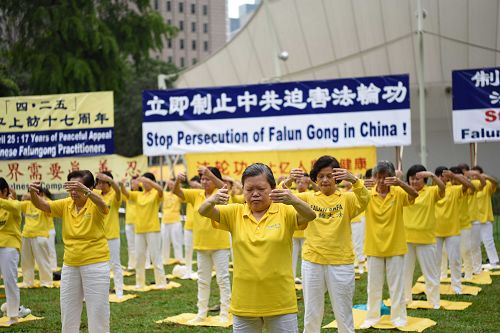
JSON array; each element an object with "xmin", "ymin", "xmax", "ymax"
[
  {"xmin": 0, "ymin": 220, "xmax": 6, "ymax": 227},
  {"xmin": 266, "ymin": 223, "xmax": 281, "ymax": 230}
]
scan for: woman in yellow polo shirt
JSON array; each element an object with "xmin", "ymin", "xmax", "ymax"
[
  {"xmin": 199, "ymin": 163, "xmax": 316, "ymax": 332},
  {"xmin": 402, "ymin": 164, "xmax": 445, "ymax": 309},
  {"xmin": 29, "ymin": 170, "xmax": 110, "ymax": 333},
  {"xmin": 0, "ymin": 177, "xmax": 23, "ymax": 325},
  {"xmin": 360, "ymin": 161, "xmax": 418, "ymax": 329},
  {"xmin": 173, "ymin": 166, "xmax": 231, "ymax": 323},
  {"xmin": 96, "ymin": 171, "xmax": 123, "ymax": 298}
]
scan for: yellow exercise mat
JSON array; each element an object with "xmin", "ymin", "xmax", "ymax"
[
  {"xmin": 490, "ymin": 271, "xmax": 500, "ymax": 276},
  {"xmin": 110, "ymin": 270, "xmax": 134, "ymax": 278},
  {"xmin": 384, "ymin": 299, "xmax": 472, "ymax": 310},
  {"xmin": 412, "ymin": 282, "xmax": 481, "ymax": 296},
  {"xmin": 156, "ymin": 313, "xmax": 232, "ymax": 327},
  {"xmin": 123, "ymin": 281, "xmax": 181, "ymax": 292},
  {"xmin": 324, "ymin": 308, "xmax": 436, "ymax": 332},
  {"xmin": 6, "ymin": 281, "xmax": 60, "ymax": 289},
  {"xmin": 418, "ymin": 271, "xmax": 492, "ymax": 285},
  {"xmin": 0, "ymin": 314, "xmax": 44, "ymax": 327},
  {"xmin": 109, "ymin": 294, "xmax": 137, "ymax": 303},
  {"xmin": 163, "ymin": 258, "xmax": 183, "ymax": 265},
  {"xmin": 295, "ymin": 283, "xmax": 303, "ymax": 290},
  {"xmin": 166, "ymin": 271, "xmax": 215, "ymax": 281}
]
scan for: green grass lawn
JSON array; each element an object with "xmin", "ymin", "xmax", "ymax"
[{"xmin": 6, "ymin": 219, "xmax": 500, "ymax": 332}]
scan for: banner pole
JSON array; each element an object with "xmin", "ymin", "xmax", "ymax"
[
  {"xmin": 470, "ymin": 142, "xmax": 477, "ymax": 167},
  {"xmin": 417, "ymin": 0, "xmax": 427, "ymax": 166},
  {"xmin": 395, "ymin": 146, "xmax": 403, "ymax": 171}
]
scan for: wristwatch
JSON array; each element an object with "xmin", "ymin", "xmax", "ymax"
[{"xmin": 84, "ymin": 189, "xmax": 92, "ymax": 197}]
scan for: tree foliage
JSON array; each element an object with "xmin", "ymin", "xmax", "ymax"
[{"xmin": 0, "ymin": 0, "xmax": 178, "ymax": 156}]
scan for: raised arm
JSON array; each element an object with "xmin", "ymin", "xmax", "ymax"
[
  {"xmin": 198, "ymin": 185, "xmax": 230, "ymax": 222},
  {"xmin": 269, "ymin": 184, "xmax": 316, "ymax": 225},
  {"xmin": 444, "ymin": 170, "xmax": 474, "ymax": 193},
  {"xmin": 198, "ymin": 166, "xmax": 225, "ymax": 189},
  {"xmin": 63, "ymin": 181, "xmax": 109, "ymax": 214},
  {"xmin": 97, "ymin": 173, "xmax": 121, "ymax": 202},
  {"xmin": 139, "ymin": 176, "xmax": 164, "ymax": 199},
  {"xmin": 281, "ymin": 168, "xmax": 304, "ymax": 189},
  {"xmin": 173, "ymin": 173, "xmax": 186, "ymax": 201},
  {"xmin": 385, "ymin": 176, "xmax": 419, "ymax": 202},
  {"xmin": 417, "ymin": 171, "xmax": 445, "ymax": 198},
  {"xmin": 120, "ymin": 178, "xmax": 130, "ymax": 199},
  {"xmin": 29, "ymin": 182, "xmax": 51, "ymax": 213},
  {"xmin": 483, "ymin": 174, "xmax": 498, "ymax": 191},
  {"xmin": 332, "ymin": 168, "xmax": 370, "ymax": 215}
]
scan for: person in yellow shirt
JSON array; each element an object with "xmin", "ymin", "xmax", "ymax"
[
  {"xmin": 434, "ymin": 166, "xmax": 473, "ymax": 294},
  {"xmin": 161, "ymin": 180, "xmax": 183, "ymax": 264},
  {"xmin": 96, "ymin": 171, "xmax": 123, "ymax": 298},
  {"xmin": 29, "ymin": 170, "xmax": 110, "ymax": 333},
  {"xmin": 121, "ymin": 176, "xmax": 139, "ymax": 271},
  {"xmin": 360, "ymin": 161, "xmax": 418, "ymax": 329},
  {"xmin": 0, "ymin": 178, "xmax": 23, "ymax": 325},
  {"xmin": 286, "ymin": 156, "xmax": 369, "ymax": 333},
  {"xmin": 471, "ymin": 165, "xmax": 498, "ymax": 269},
  {"xmin": 173, "ymin": 166, "xmax": 231, "ymax": 323},
  {"xmin": 402, "ymin": 165, "xmax": 445, "ymax": 309},
  {"xmin": 122, "ymin": 172, "xmax": 166, "ymax": 289},
  {"xmin": 198, "ymin": 163, "xmax": 316, "ymax": 332},
  {"xmin": 19, "ymin": 190, "xmax": 54, "ymax": 288}
]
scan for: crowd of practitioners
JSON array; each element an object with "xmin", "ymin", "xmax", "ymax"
[{"xmin": 0, "ymin": 157, "xmax": 497, "ymax": 333}]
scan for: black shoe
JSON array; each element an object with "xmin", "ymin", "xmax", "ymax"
[{"xmin": 208, "ymin": 304, "xmax": 220, "ymax": 312}]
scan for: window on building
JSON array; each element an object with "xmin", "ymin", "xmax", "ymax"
[
  {"xmin": 166, "ymin": 1, "xmax": 171, "ymax": 11},
  {"xmin": 191, "ymin": 22, "xmax": 196, "ymax": 32},
  {"xmin": 167, "ymin": 39, "xmax": 172, "ymax": 48},
  {"xmin": 168, "ymin": 56, "xmax": 173, "ymax": 63},
  {"xmin": 167, "ymin": 19, "xmax": 171, "ymax": 25},
  {"xmin": 180, "ymin": 57, "xmax": 185, "ymax": 67},
  {"xmin": 191, "ymin": 40, "xmax": 196, "ymax": 50},
  {"xmin": 192, "ymin": 58, "xmax": 197, "ymax": 65},
  {"xmin": 179, "ymin": 20, "xmax": 184, "ymax": 31},
  {"xmin": 179, "ymin": 2, "xmax": 184, "ymax": 13},
  {"xmin": 203, "ymin": 23, "xmax": 208, "ymax": 33},
  {"xmin": 154, "ymin": 0, "xmax": 159, "ymax": 10},
  {"xmin": 180, "ymin": 39, "xmax": 184, "ymax": 49},
  {"xmin": 202, "ymin": 4, "xmax": 208, "ymax": 15},
  {"xmin": 191, "ymin": 3, "xmax": 196, "ymax": 14},
  {"xmin": 203, "ymin": 40, "xmax": 208, "ymax": 52}
]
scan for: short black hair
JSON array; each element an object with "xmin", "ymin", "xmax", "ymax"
[
  {"xmin": 207, "ymin": 167, "xmax": 223, "ymax": 181},
  {"xmin": 406, "ymin": 164, "xmax": 427, "ymax": 182},
  {"xmin": 457, "ymin": 163, "xmax": 470, "ymax": 171},
  {"xmin": 0, "ymin": 177, "xmax": 9, "ymax": 195},
  {"xmin": 373, "ymin": 161, "xmax": 395, "ymax": 177},
  {"xmin": 310, "ymin": 156, "xmax": 340, "ymax": 182},
  {"xmin": 435, "ymin": 166, "xmax": 448, "ymax": 177},
  {"xmin": 142, "ymin": 172, "xmax": 156, "ymax": 182},
  {"xmin": 449, "ymin": 166, "xmax": 463, "ymax": 175},
  {"xmin": 102, "ymin": 171, "xmax": 113, "ymax": 179},
  {"xmin": 471, "ymin": 165, "xmax": 484, "ymax": 174},
  {"xmin": 365, "ymin": 168, "xmax": 373, "ymax": 179},
  {"xmin": 67, "ymin": 170, "xmax": 95, "ymax": 188},
  {"xmin": 241, "ymin": 163, "xmax": 276, "ymax": 189}
]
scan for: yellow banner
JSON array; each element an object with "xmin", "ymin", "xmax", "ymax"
[
  {"xmin": 0, "ymin": 155, "xmax": 146, "ymax": 194},
  {"xmin": 185, "ymin": 147, "xmax": 376, "ymax": 180},
  {"xmin": 0, "ymin": 91, "xmax": 114, "ymax": 133}
]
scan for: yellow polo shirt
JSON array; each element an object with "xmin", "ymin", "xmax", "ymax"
[
  {"xmin": 467, "ymin": 180, "xmax": 482, "ymax": 224},
  {"xmin": 298, "ymin": 180, "xmax": 369, "ymax": 265},
  {"xmin": 215, "ymin": 202, "xmax": 299, "ymax": 317},
  {"xmin": 184, "ymin": 203, "xmax": 194, "ymax": 231},
  {"xmin": 99, "ymin": 189, "xmax": 122, "ymax": 240},
  {"xmin": 435, "ymin": 183, "xmax": 463, "ymax": 237},
  {"xmin": 162, "ymin": 192, "xmax": 182, "ymax": 224},
  {"xmin": 403, "ymin": 185, "xmax": 441, "ymax": 244},
  {"xmin": 182, "ymin": 189, "xmax": 230, "ymax": 250},
  {"xmin": 128, "ymin": 190, "xmax": 161, "ymax": 233},
  {"xmin": 0, "ymin": 198, "xmax": 22, "ymax": 250},
  {"xmin": 20, "ymin": 200, "xmax": 52, "ymax": 238},
  {"xmin": 365, "ymin": 186, "xmax": 412, "ymax": 257},
  {"xmin": 351, "ymin": 211, "xmax": 364, "ymax": 223},
  {"xmin": 124, "ymin": 196, "xmax": 137, "ymax": 225},
  {"xmin": 475, "ymin": 180, "xmax": 496, "ymax": 223},
  {"xmin": 49, "ymin": 197, "xmax": 109, "ymax": 266}
]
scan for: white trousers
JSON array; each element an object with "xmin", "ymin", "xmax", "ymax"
[
  {"xmin": 366, "ymin": 256, "xmax": 406, "ymax": 326},
  {"xmin": 436, "ymin": 236, "xmax": 461, "ymax": 293},
  {"xmin": 403, "ymin": 243, "xmax": 439, "ymax": 307},
  {"xmin": 233, "ymin": 313, "xmax": 298, "ymax": 333},
  {"xmin": 292, "ymin": 238, "xmax": 304, "ymax": 279},
  {"xmin": 351, "ymin": 219, "xmax": 366, "ymax": 264},
  {"xmin": 60, "ymin": 261, "xmax": 110, "ymax": 333},
  {"xmin": 184, "ymin": 230, "xmax": 194, "ymax": 274},
  {"xmin": 135, "ymin": 232, "xmax": 166, "ymax": 288},
  {"xmin": 196, "ymin": 249, "xmax": 231, "ymax": 317},
  {"xmin": 302, "ymin": 260, "xmax": 355, "ymax": 333},
  {"xmin": 21, "ymin": 237, "xmax": 53, "ymax": 287},
  {"xmin": 460, "ymin": 228, "xmax": 473, "ymax": 278},
  {"xmin": 471, "ymin": 222, "xmax": 482, "ymax": 274},
  {"xmin": 107, "ymin": 238, "xmax": 123, "ymax": 296},
  {"xmin": 125, "ymin": 224, "xmax": 136, "ymax": 270},
  {"xmin": 161, "ymin": 222, "xmax": 183, "ymax": 263},
  {"xmin": 480, "ymin": 222, "xmax": 499, "ymax": 265},
  {"xmin": 0, "ymin": 248, "xmax": 19, "ymax": 318},
  {"xmin": 48, "ymin": 228, "xmax": 57, "ymax": 270}
]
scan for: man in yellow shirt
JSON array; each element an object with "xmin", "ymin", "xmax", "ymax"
[
  {"xmin": 96, "ymin": 171, "xmax": 123, "ymax": 298},
  {"xmin": 29, "ymin": 170, "xmax": 110, "ymax": 333},
  {"xmin": 471, "ymin": 165, "xmax": 498, "ymax": 269},
  {"xmin": 173, "ymin": 166, "xmax": 231, "ymax": 323},
  {"xmin": 361, "ymin": 161, "xmax": 418, "ymax": 329},
  {"xmin": 198, "ymin": 163, "xmax": 316, "ymax": 332},
  {"xmin": 434, "ymin": 167, "xmax": 474, "ymax": 294},
  {"xmin": 402, "ymin": 165, "xmax": 445, "ymax": 309},
  {"xmin": 161, "ymin": 180, "xmax": 183, "ymax": 264}
]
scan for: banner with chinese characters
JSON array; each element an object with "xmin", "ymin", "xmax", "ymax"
[
  {"xmin": 185, "ymin": 147, "xmax": 376, "ymax": 180},
  {"xmin": 452, "ymin": 67, "xmax": 500, "ymax": 143},
  {"xmin": 0, "ymin": 91, "xmax": 114, "ymax": 160},
  {"xmin": 0, "ymin": 154, "xmax": 146, "ymax": 194},
  {"xmin": 143, "ymin": 74, "xmax": 410, "ymax": 155}
]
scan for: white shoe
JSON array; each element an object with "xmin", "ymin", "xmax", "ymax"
[
  {"xmin": 463, "ymin": 274, "xmax": 473, "ymax": 280},
  {"xmin": 358, "ymin": 266, "xmax": 364, "ymax": 274},
  {"xmin": 18, "ymin": 306, "xmax": 31, "ymax": 318},
  {"xmin": 294, "ymin": 277, "xmax": 302, "ymax": 284},
  {"xmin": 392, "ymin": 318, "xmax": 407, "ymax": 327},
  {"xmin": 219, "ymin": 312, "xmax": 229, "ymax": 323},
  {"xmin": 1, "ymin": 302, "xmax": 7, "ymax": 316},
  {"xmin": 116, "ymin": 290, "xmax": 124, "ymax": 298},
  {"xmin": 6, "ymin": 317, "xmax": 18, "ymax": 325},
  {"xmin": 360, "ymin": 319, "xmax": 378, "ymax": 329},
  {"xmin": 187, "ymin": 315, "xmax": 205, "ymax": 325}
]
